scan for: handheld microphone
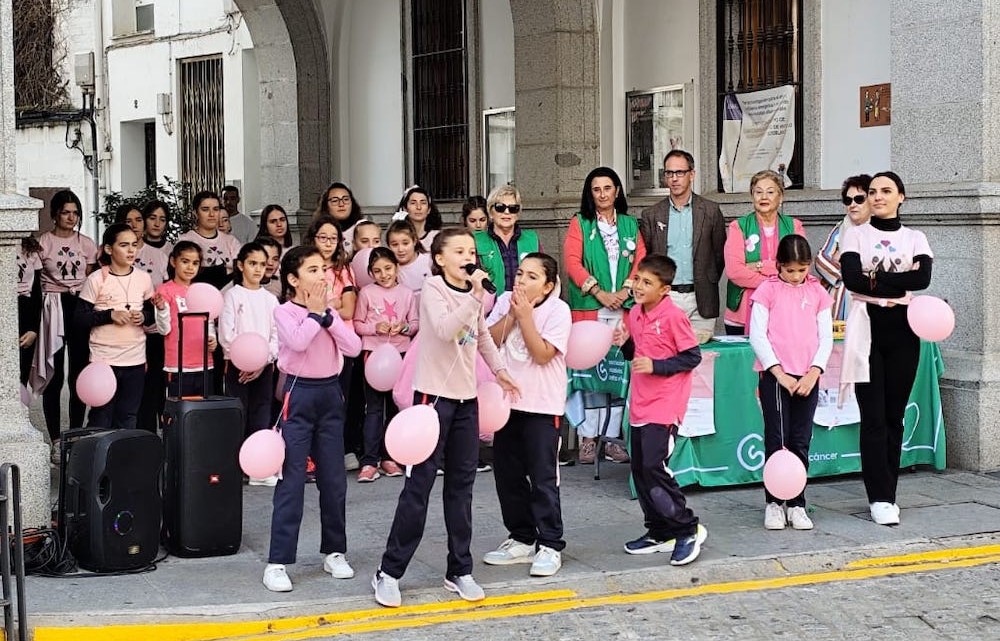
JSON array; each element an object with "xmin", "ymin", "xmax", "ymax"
[{"xmin": 463, "ymin": 263, "xmax": 497, "ymax": 294}]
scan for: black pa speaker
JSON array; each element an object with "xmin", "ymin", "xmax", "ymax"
[
  {"xmin": 63, "ymin": 429, "xmax": 163, "ymax": 572},
  {"xmin": 161, "ymin": 396, "xmax": 244, "ymax": 557}
]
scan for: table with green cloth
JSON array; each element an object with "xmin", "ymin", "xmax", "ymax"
[{"xmin": 667, "ymin": 339, "xmax": 946, "ymax": 488}]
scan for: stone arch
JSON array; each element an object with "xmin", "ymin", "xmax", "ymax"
[{"xmin": 235, "ymin": 0, "xmax": 330, "ymax": 215}]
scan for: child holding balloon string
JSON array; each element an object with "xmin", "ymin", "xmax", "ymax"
[
  {"xmin": 373, "ymin": 227, "xmax": 520, "ymax": 608},
  {"xmin": 748, "ymin": 234, "xmax": 833, "ymax": 531},
  {"xmin": 219, "ymin": 241, "xmax": 280, "ymax": 485},
  {"xmin": 75, "ymin": 223, "xmax": 157, "ymax": 430},
  {"xmin": 352, "ymin": 247, "xmax": 418, "ymax": 483},
  {"xmin": 482, "ymin": 252, "xmax": 571, "ymax": 577},
  {"xmin": 262, "ymin": 245, "xmax": 363, "ymax": 593},
  {"xmin": 154, "ymin": 241, "xmax": 218, "ymax": 398}
]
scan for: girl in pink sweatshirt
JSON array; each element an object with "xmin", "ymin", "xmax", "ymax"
[
  {"xmin": 263, "ymin": 245, "xmax": 362, "ymax": 593},
  {"xmin": 352, "ymin": 247, "xmax": 419, "ymax": 482},
  {"xmin": 373, "ymin": 228, "xmax": 520, "ymax": 608}
]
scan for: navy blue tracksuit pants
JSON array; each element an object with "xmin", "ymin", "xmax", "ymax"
[
  {"xmin": 86, "ymin": 363, "xmax": 145, "ymax": 430},
  {"xmin": 759, "ymin": 369, "xmax": 818, "ymax": 508},
  {"xmin": 492, "ymin": 410, "xmax": 565, "ymax": 551},
  {"xmin": 268, "ymin": 375, "xmax": 347, "ymax": 564},
  {"xmin": 631, "ymin": 423, "xmax": 699, "ymax": 541},
  {"xmin": 380, "ymin": 393, "xmax": 478, "ymax": 579}
]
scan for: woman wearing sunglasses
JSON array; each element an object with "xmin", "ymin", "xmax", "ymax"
[
  {"xmin": 473, "ymin": 185, "xmax": 539, "ymax": 292},
  {"xmin": 815, "ymin": 175, "xmax": 873, "ymax": 321}
]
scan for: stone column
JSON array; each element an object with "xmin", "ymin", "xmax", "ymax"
[
  {"xmin": 0, "ymin": 0, "xmax": 53, "ymax": 527},
  {"xmin": 509, "ymin": 0, "xmax": 601, "ymax": 250},
  {"xmin": 890, "ymin": 0, "xmax": 1000, "ymax": 471}
]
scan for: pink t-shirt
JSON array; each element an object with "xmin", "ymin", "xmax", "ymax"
[
  {"xmin": 750, "ymin": 275, "xmax": 833, "ymax": 376},
  {"xmin": 626, "ymin": 296, "xmax": 699, "ymax": 427},
  {"xmin": 79, "ymin": 267, "xmax": 155, "ymax": 366},
  {"xmin": 839, "ymin": 222, "xmax": 933, "ymax": 305},
  {"xmin": 38, "ymin": 231, "xmax": 99, "ymax": 294},
  {"xmin": 134, "ymin": 242, "xmax": 169, "ymax": 287},
  {"xmin": 157, "ymin": 280, "xmax": 213, "ymax": 371},
  {"xmin": 486, "ymin": 292, "xmax": 571, "ymax": 416},
  {"xmin": 177, "ymin": 230, "xmax": 242, "ymax": 269},
  {"xmin": 353, "ymin": 282, "xmax": 419, "ymax": 353},
  {"xmin": 323, "ymin": 264, "xmax": 356, "ymax": 308},
  {"xmin": 397, "ymin": 253, "xmax": 433, "ymax": 297},
  {"xmin": 17, "ymin": 250, "xmax": 41, "ymax": 297}
]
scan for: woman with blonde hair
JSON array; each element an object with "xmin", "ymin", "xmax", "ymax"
[{"xmin": 723, "ymin": 169, "xmax": 805, "ymax": 334}]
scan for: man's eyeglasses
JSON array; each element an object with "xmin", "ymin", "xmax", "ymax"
[
  {"xmin": 842, "ymin": 194, "xmax": 867, "ymax": 206},
  {"xmin": 663, "ymin": 170, "xmax": 691, "ymax": 179},
  {"xmin": 493, "ymin": 203, "xmax": 521, "ymax": 214},
  {"xmin": 326, "ymin": 196, "xmax": 351, "ymax": 206}
]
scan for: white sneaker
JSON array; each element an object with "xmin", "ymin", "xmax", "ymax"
[
  {"xmin": 787, "ymin": 506, "xmax": 814, "ymax": 530},
  {"xmin": 344, "ymin": 453, "xmax": 360, "ymax": 471},
  {"xmin": 764, "ymin": 502, "xmax": 786, "ymax": 530},
  {"xmin": 870, "ymin": 501, "xmax": 900, "ymax": 525},
  {"xmin": 249, "ymin": 475, "xmax": 279, "ymax": 487},
  {"xmin": 444, "ymin": 574, "xmax": 485, "ymax": 602},
  {"xmin": 530, "ymin": 546, "xmax": 562, "ymax": 577},
  {"xmin": 372, "ymin": 569, "xmax": 401, "ymax": 608},
  {"xmin": 323, "ymin": 552, "xmax": 355, "ymax": 579},
  {"xmin": 263, "ymin": 564, "xmax": 292, "ymax": 592},
  {"xmin": 483, "ymin": 538, "xmax": 535, "ymax": 565}
]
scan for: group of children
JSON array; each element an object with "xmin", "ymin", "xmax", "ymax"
[{"xmin": 19, "ymin": 182, "xmax": 863, "ymax": 610}]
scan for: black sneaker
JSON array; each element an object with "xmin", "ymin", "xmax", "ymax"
[
  {"xmin": 623, "ymin": 534, "xmax": 674, "ymax": 555},
  {"xmin": 669, "ymin": 531, "xmax": 703, "ymax": 566}
]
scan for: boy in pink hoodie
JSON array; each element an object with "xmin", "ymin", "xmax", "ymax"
[{"xmin": 613, "ymin": 254, "xmax": 707, "ymax": 566}]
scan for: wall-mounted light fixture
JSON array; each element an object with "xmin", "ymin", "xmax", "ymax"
[{"xmin": 157, "ymin": 92, "xmax": 173, "ymax": 136}]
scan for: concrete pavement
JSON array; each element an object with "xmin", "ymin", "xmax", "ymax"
[{"xmin": 22, "ymin": 462, "xmax": 1000, "ymax": 638}]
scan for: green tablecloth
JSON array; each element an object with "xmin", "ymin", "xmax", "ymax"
[{"xmin": 668, "ymin": 340, "xmax": 946, "ymax": 488}]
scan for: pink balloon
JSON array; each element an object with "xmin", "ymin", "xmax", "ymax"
[
  {"xmin": 77, "ymin": 362, "xmax": 117, "ymax": 407},
  {"xmin": 351, "ymin": 248, "xmax": 375, "ymax": 290},
  {"xmin": 239, "ymin": 428, "xmax": 285, "ymax": 478},
  {"xmin": 384, "ymin": 404, "xmax": 440, "ymax": 466},
  {"xmin": 565, "ymin": 320, "xmax": 614, "ymax": 370},
  {"xmin": 230, "ymin": 333, "xmax": 269, "ymax": 372},
  {"xmin": 907, "ymin": 295, "xmax": 955, "ymax": 342},
  {"xmin": 477, "ymin": 381, "xmax": 511, "ymax": 435},
  {"xmin": 186, "ymin": 282, "xmax": 223, "ymax": 320},
  {"xmin": 393, "ymin": 335, "xmax": 420, "ymax": 409},
  {"xmin": 367, "ymin": 344, "xmax": 403, "ymax": 392},
  {"xmin": 475, "ymin": 354, "xmax": 496, "ymax": 384},
  {"xmin": 762, "ymin": 449, "xmax": 807, "ymax": 501}
]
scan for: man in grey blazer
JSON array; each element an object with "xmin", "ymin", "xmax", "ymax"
[{"xmin": 638, "ymin": 150, "xmax": 726, "ymax": 335}]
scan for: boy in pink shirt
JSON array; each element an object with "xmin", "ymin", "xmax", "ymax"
[{"xmin": 613, "ymin": 255, "xmax": 706, "ymax": 566}]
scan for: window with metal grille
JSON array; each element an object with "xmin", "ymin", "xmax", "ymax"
[
  {"xmin": 179, "ymin": 56, "xmax": 225, "ymax": 196},
  {"xmin": 410, "ymin": 0, "xmax": 468, "ymax": 201},
  {"xmin": 717, "ymin": 0, "xmax": 803, "ymax": 188}
]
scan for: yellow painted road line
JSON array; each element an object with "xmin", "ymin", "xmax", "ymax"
[
  {"xmin": 33, "ymin": 547, "xmax": 1000, "ymax": 641},
  {"xmin": 845, "ymin": 543, "xmax": 1000, "ymax": 568},
  {"xmin": 31, "ymin": 590, "xmax": 577, "ymax": 641}
]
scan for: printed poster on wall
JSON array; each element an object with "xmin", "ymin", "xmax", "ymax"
[{"xmin": 718, "ymin": 85, "xmax": 796, "ymax": 193}]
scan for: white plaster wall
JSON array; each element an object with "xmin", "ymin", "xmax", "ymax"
[
  {"xmin": 104, "ymin": 11, "xmax": 254, "ymax": 200},
  {"xmin": 614, "ymin": 0, "xmax": 701, "ymax": 190},
  {"xmin": 342, "ymin": 0, "xmax": 404, "ymax": 207},
  {"xmin": 16, "ymin": 0, "xmax": 256, "ymax": 228},
  {"xmin": 820, "ymin": 0, "xmax": 891, "ymax": 188},
  {"xmin": 479, "ymin": 0, "xmax": 515, "ymax": 112}
]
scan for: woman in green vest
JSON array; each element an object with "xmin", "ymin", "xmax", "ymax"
[
  {"xmin": 563, "ymin": 166, "xmax": 647, "ymax": 465},
  {"xmin": 723, "ymin": 169, "xmax": 805, "ymax": 334},
  {"xmin": 473, "ymin": 185, "xmax": 540, "ymax": 292}
]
